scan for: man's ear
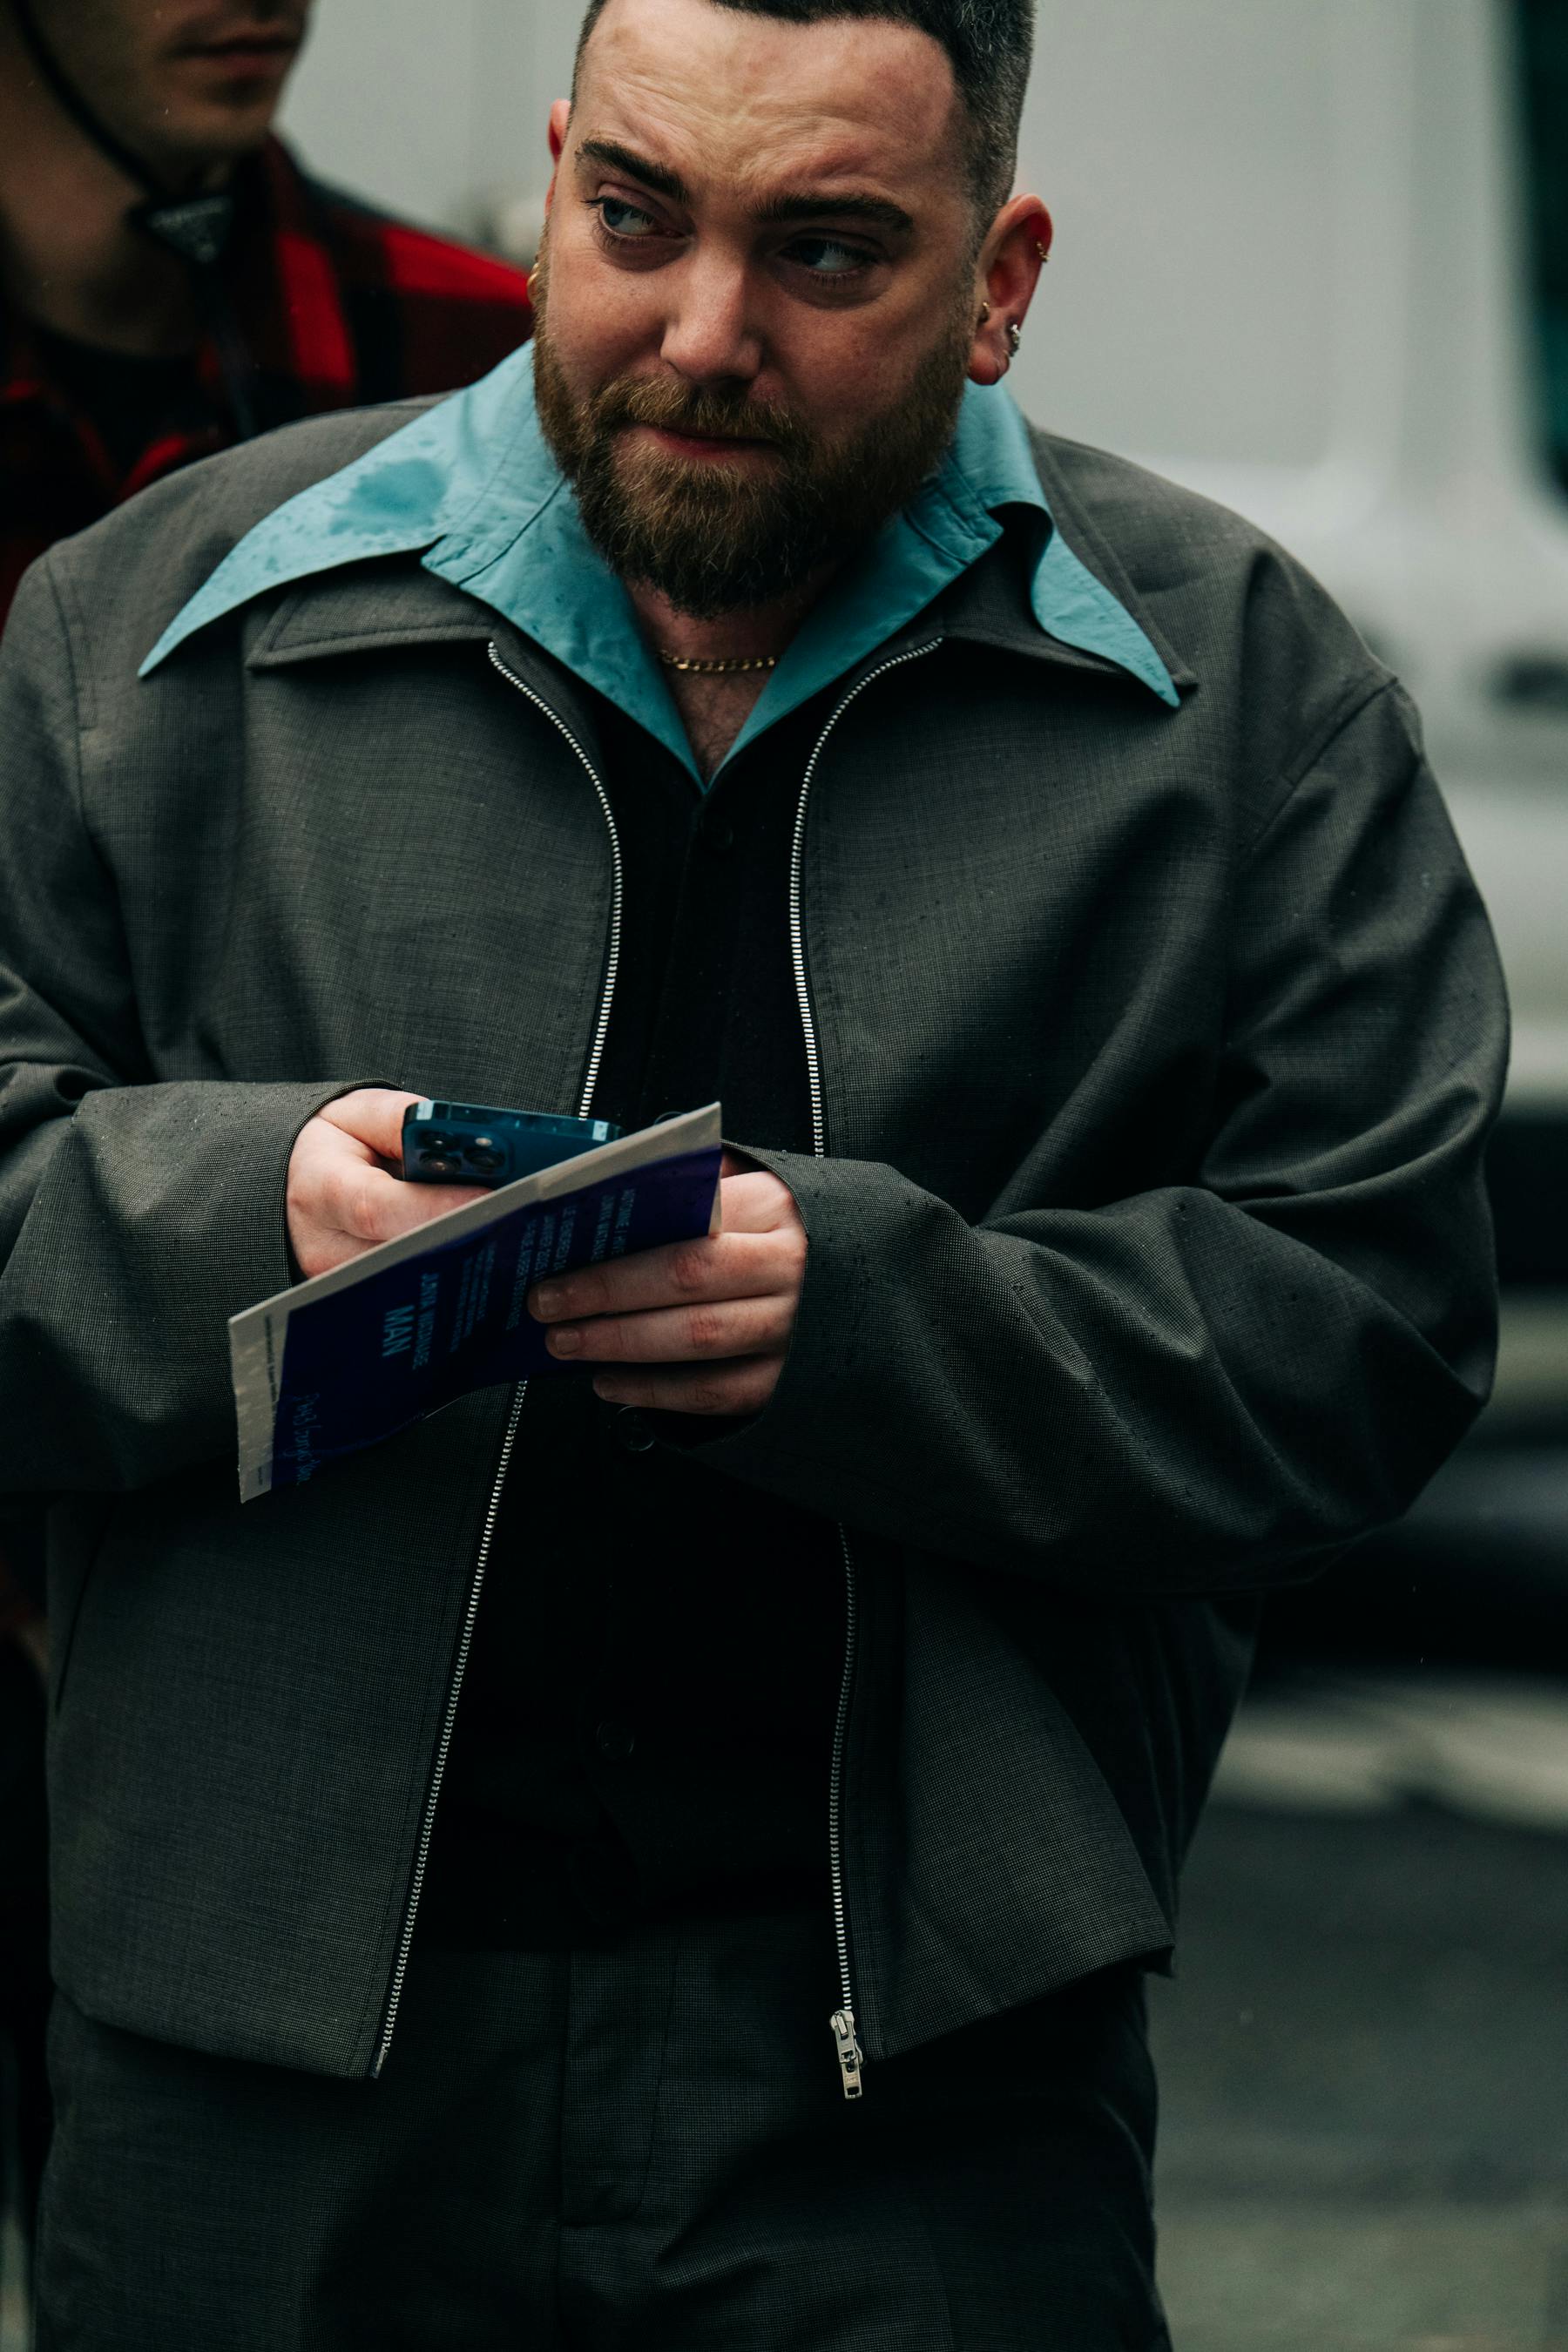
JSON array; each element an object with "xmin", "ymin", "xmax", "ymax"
[{"xmin": 968, "ymin": 195, "xmax": 1053, "ymax": 388}]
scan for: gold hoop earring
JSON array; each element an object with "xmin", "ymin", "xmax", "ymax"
[{"xmin": 977, "ymin": 301, "xmax": 991, "ymax": 328}]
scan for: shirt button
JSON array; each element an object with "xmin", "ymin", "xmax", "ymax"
[
  {"xmin": 615, "ymin": 1408, "xmax": 656, "ymax": 1455},
  {"xmin": 594, "ymin": 1719, "xmax": 637, "ymax": 1762}
]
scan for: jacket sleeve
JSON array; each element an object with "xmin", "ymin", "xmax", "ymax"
[
  {"xmin": 701, "ymin": 681, "xmax": 1509, "ymax": 1597},
  {"xmin": 0, "ymin": 560, "xmax": 364, "ymax": 1497}
]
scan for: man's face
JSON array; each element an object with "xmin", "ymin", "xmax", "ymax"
[
  {"xmin": 534, "ymin": 0, "xmax": 987, "ymax": 616},
  {"xmin": 25, "ymin": 0, "xmax": 310, "ymax": 172}
]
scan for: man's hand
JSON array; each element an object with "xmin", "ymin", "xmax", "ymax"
[
  {"xmin": 287, "ymin": 1090, "xmax": 490, "ymax": 1280},
  {"xmin": 529, "ymin": 1156, "xmax": 807, "ymax": 1416}
]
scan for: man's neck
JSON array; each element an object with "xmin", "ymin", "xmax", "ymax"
[
  {"xmin": 0, "ymin": 10, "xmax": 203, "ymax": 355},
  {"xmin": 627, "ymin": 570, "xmax": 836, "ymax": 782}
]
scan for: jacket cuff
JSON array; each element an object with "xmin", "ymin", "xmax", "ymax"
[
  {"xmin": 693, "ymin": 1146, "xmax": 896, "ymax": 1511},
  {"xmin": 3, "ymin": 1078, "xmax": 397, "ymax": 1495}
]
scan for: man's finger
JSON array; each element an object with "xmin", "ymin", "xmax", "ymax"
[
  {"xmin": 337, "ymin": 1164, "xmax": 490, "ymax": 1247},
  {"xmin": 529, "ymin": 1230, "xmax": 796, "ymax": 1323},
  {"xmin": 317, "ymin": 1087, "xmax": 422, "ymax": 1164},
  {"xmin": 591, "ymin": 1358, "xmax": 783, "ymax": 1416},
  {"xmin": 545, "ymin": 1294, "xmax": 794, "ymax": 1365}
]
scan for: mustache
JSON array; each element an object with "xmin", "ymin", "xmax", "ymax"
[{"xmin": 590, "ymin": 375, "xmax": 809, "ymax": 455}]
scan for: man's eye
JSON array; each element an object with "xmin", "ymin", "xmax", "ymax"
[
  {"xmin": 592, "ymin": 196, "xmax": 664, "ymax": 241},
  {"xmin": 785, "ymin": 236, "xmax": 875, "ymax": 279}
]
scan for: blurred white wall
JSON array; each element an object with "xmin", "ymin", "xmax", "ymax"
[
  {"xmin": 1020, "ymin": 0, "xmax": 1341, "ymax": 467},
  {"xmin": 278, "ymin": 0, "xmax": 575, "ymax": 241}
]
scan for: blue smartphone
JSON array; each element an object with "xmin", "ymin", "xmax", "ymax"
[{"xmin": 401, "ymin": 1099, "xmax": 621, "ymax": 1187}]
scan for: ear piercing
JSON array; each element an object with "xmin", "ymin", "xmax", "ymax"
[{"xmin": 978, "ymin": 301, "xmax": 1024, "ymax": 365}]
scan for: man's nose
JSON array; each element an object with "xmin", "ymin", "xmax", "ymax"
[{"xmin": 658, "ymin": 251, "xmax": 763, "ymax": 385}]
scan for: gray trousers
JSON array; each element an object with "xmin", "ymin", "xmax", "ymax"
[{"xmin": 37, "ymin": 1909, "xmax": 1170, "ymax": 2349}]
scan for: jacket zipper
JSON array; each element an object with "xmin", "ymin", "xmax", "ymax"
[
  {"xmin": 372, "ymin": 642, "xmax": 625, "ymax": 2075},
  {"xmin": 791, "ymin": 639, "xmax": 942, "ymax": 2099}
]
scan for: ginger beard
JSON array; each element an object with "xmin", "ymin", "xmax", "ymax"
[{"xmin": 531, "ymin": 250, "xmax": 976, "ymax": 619}]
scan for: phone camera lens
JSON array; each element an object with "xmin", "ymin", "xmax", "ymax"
[{"xmin": 466, "ymin": 1147, "xmax": 504, "ymax": 1173}]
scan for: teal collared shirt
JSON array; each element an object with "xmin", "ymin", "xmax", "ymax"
[{"xmin": 143, "ymin": 344, "xmax": 1177, "ymax": 787}]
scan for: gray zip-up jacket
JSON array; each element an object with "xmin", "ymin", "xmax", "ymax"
[{"xmin": 0, "ymin": 402, "xmax": 1506, "ymax": 2085}]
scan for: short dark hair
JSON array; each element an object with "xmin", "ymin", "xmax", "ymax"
[{"xmin": 571, "ymin": 0, "xmax": 1034, "ymax": 223}]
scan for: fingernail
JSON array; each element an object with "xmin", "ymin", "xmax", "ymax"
[
  {"xmin": 549, "ymin": 1326, "xmax": 582, "ymax": 1357},
  {"xmin": 592, "ymin": 1377, "xmax": 625, "ymax": 1402},
  {"xmin": 532, "ymin": 1283, "xmax": 564, "ymax": 1319}
]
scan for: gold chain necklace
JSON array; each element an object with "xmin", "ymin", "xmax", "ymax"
[{"xmin": 658, "ymin": 651, "xmax": 779, "ymax": 675}]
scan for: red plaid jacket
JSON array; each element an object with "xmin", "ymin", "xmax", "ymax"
[
  {"xmin": 0, "ymin": 139, "xmax": 531, "ymax": 1629},
  {"xmin": 0, "ymin": 136, "xmax": 533, "ymax": 632}
]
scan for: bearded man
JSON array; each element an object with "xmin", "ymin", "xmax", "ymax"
[{"xmin": 0, "ymin": 0, "xmax": 1504, "ymax": 2344}]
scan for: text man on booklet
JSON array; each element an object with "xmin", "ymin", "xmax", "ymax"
[{"xmin": 0, "ymin": 0, "xmax": 1504, "ymax": 2341}]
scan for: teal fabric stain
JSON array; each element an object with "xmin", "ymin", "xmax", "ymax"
[
  {"xmin": 322, "ymin": 459, "xmax": 446, "ymax": 534},
  {"xmin": 141, "ymin": 345, "xmax": 1180, "ymax": 756}
]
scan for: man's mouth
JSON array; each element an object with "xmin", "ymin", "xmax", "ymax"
[{"xmin": 636, "ymin": 423, "xmax": 780, "ymax": 459}]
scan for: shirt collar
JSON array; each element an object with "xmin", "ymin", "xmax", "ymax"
[{"xmin": 142, "ymin": 344, "xmax": 1179, "ymax": 781}]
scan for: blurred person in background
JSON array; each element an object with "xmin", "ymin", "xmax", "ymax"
[
  {"xmin": 0, "ymin": 0, "xmax": 532, "ymax": 2305},
  {"xmin": 0, "ymin": 0, "xmax": 535, "ymax": 625}
]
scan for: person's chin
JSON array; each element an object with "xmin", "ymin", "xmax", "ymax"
[
  {"xmin": 146, "ymin": 101, "xmax": 279, "ymax": 166},
  {"xmin": 158, "ymin": 54, "xmax": 294, "ymax": 135}
]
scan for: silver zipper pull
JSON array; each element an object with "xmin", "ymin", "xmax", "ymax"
[{"xmin": 830, "ymin": 2009, "xmax": 864, "ymax": 2100}]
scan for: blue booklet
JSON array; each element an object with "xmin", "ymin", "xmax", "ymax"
[{"xmin": 229, "ymin": 1104, "xmax": 722, "ymax": 1499}]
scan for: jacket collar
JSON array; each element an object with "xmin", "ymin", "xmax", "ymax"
[
  {"xmin": 923, "ymin": 503, "xmax": 1200, "ymax": 701},
  {"xmin": 143, "ymin": 347, "xmax": 1186, "ymax": 777}
]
